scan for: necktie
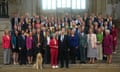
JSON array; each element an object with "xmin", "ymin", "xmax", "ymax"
[
  {"xmin": 22, "ymin": 35, "xmax": 25, "ymax": 40},
  {"xmin": 38, "ymin": 34, "xmax": 40, "ymax": 43},
  {"xmin": 61, "ymin": 35, "xmax": 64, "ymax": 42}
]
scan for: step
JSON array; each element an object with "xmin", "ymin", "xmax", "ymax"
[
  {"xmin": 0, "ymin": 19, "xmax": 11, "ymax": 32},
  {"xmin": 0, "ymin": 18, "xmax": 10, "ymax": 21},
  {"xmin": 112, "ymin": 59, "xmax": 120, "ymax": 61},
  {"xmin": 113, "ymin": 54, "xmax": 120, "ymax": 56},
  {"xmin": 112, "ymin": 60, "xmax": 120, "ymax": 63},
  {"xmin": 112, "ymin": 57, "xmax": 120, "ymax": 59},
  {"xmin": 0, "ymin": 23, "xmax": 10, "ymax": 31},
  {"xmin": 0, "ymin": 64, "xmax": 120, "ymax": 69}
]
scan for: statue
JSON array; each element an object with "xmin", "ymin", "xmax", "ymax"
[{"xmin": 0, "ymin": 0, "xmax": 8, "ymax": 18}]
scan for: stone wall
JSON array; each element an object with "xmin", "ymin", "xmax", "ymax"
[
  {"xmin": 8, "ymin": 0, "xmax": 37, "ymax": 17},
  {"xmin": 7, "ymin": 0, "xmax": 109, "ymax": 17},
  {"xmin": 7, "ymin": 0, "xmax": 120, "ymax": 19},
  {"xmin": 0, "ymin": 18, "xmax": 10, "ymax": 44}
]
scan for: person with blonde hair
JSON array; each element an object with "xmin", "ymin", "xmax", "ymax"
[
  {"xmin": 2, "ymin": 30, "xmax": 11, "ymax": 65},
  {"xmin": 87, "ymin": 28, "xmax": 97, "ymax": 64},
  {"xmin": 49, "ymin": 33, "xmax": 59, "ymax": 69},
  {"xmin": 96, "ymin": 28, "xmax": 103, "ymax": 61}
]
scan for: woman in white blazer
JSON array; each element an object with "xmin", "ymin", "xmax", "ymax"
[{"xmin": 87, "ymin": 28, "xmax": 97, "ymax": 64}]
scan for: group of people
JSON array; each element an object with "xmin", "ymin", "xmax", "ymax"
[{"xmin": 2, "ymin": 12, "xmax": 118, "ymax": 68}]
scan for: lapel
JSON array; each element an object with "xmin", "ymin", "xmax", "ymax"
[
  {"xmin": 22, "ymin": 35, "xmax": 25, "ymax": 40},
  {"xmin": 60, "ymin": 35, "xmax": 64, "ymax": 42}
]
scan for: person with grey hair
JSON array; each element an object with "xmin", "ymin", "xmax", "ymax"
[
  {"xmin": 58, "ymin": 28, "xmax": 69, "ymax": 68},
  {"xmin": 103, "ymin": 29, "xmax": 113, "ymax": 64}
]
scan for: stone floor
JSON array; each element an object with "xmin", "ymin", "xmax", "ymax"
[
  {"xmin": 0, "ymin": 66, "xmax": 120, "ymax": 72},
  {"xmin": 0, "ymin": 64, "xmax": 120, "ymax": 72}
]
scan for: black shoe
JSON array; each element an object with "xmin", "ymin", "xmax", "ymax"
[
  {"xmin": 60, "ymin": 66, "xmax": 64, "ymax": 68},
  {"xmin": 19, "ymin": 63, "xmax": 23, "ymax": 65},
  {"xmin": 83, "ymin": 62, "xmax": 86, "ymax": 64},
  {"xmin": 66, "ymin": 66, "xmax": 69, "ymax": 68},
  {"xmin": 4, "ymin": 63, "xmax": 9, "ymax": 65},
  {"xmin": 80, "ymin": 61, "xmax": 86, "ymax": 64},
  {"xmin": 71, "ymin": 61, "xmax": 76, "ymax": 64}
]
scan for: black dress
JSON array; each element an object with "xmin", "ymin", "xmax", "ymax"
[{"xmin": 12, "ymin": 36, "xmax": 19, "ymax": 53}]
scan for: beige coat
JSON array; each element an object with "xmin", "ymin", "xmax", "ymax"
[{"xmin": 87, "ymin": 34, "xmax": 97, "ymax": 48}]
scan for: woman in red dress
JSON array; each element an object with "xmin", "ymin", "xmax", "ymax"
[
  {"xmin": 111, "ymin": 24, "xmax": 118, "ymax": 54},
  {"xmin": 49, "ymin": 33, "xmax": 58, "ymax": 69}
]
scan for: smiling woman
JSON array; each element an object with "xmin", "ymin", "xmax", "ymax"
[{"xmin": 41, "ymin": 0, "xmax": 86, "ymax": 10}]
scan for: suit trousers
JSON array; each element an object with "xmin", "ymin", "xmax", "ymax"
[
  {"xmin": 3, "ymin": 48, "xmax": 11, "ymax": 64},
  {"xmin": 19, "ymin": 49, "xmax": 27, "ymax": 64},
  {"xmin": 44, "ymin": 45, "xmax": 50, "ymax": 64},
  {"xmin": 80, "ymin": 46, "xmax": 86, "ymax": 62},
  {"xmin": 59, "ymin": 49, "xmax": 69, "ymax": 68},
  {"xmin": 70, "ymin": 48, "xmax": 76, "ymax": 64}
]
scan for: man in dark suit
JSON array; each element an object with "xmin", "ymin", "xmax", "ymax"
[
  {"xmin": 31, "ymin": 14, "xmax": 36, "ymax": 24},
  {"xmin": 42, "ymin": 31, "xmax": 50, "ymax": 64},
  {"xmin": 108, "ymin": 16, "xmax": 113, "ymax": 30},
  {"xmin": 11, "ymin": 13, "xmax": 20, "ymax": 30},
  {"xmin": 64, "ymin": 13, "xmax": 70, "ymax": 25},
  {"xmin": 18, "ymin": 30, "xmax": 27, "ymax": 65},
  {"xmin": 20, "ymin": 20, "xmax": 28, "ymax": 31},
  {"xmin": 34, "ymin": 28, "xmax": 44, "ymax": 57},
  {"xmin": 58, "ymin": 28, "xmax": 69, "ymax": 68},
  {"xmin": 83, "ymin": 13, "xmax": 89, "ymax": 27}
]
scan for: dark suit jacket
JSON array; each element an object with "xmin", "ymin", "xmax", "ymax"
[
  {"xmin": 83, "ymin": 17, "xmax": 92, "ymax": 27},
  {"xmin": 64, "ymin": 17, "xmax": 70, "ymax": 25},
  {"xmin": 34, "ymin": 32, "xmax": 44, "ymax": 54},
  {"xmin": 58, "ymin": 35, "xmax": 69, "ymax": 51},
  {"xmin": 11, "ymin": 17, "xmax": 20, "ymax": 30},
  {"xmin": 18, "ymin": 35, "xmax": 26, "ymax": 49},
  {"xmin": 78, "ymin": 33, "xmax": 87, "ymax": 47},
  {"xmin": 21, "ymin": 23, "xmax": 28, "ymax": 31},
  {"xmin": 34, "ymin": 32, "xmax": 44, "ymax": 48},
  {"xmin": 31, "ymin": 18, "xmax": 36, "ymax": 24}
]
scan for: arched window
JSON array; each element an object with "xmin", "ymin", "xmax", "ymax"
[{"xmin": 41, "ymin": 0, "xmax": 86, "ymax": 10}]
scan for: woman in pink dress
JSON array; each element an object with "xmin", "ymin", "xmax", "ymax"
[
  {"xmin": 103, "ymin": 29, "xmax": 113, "ymax": 64},
  {"xmin": 26, "ymin": 32, "xmax": 33, "ymax": 64}
]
